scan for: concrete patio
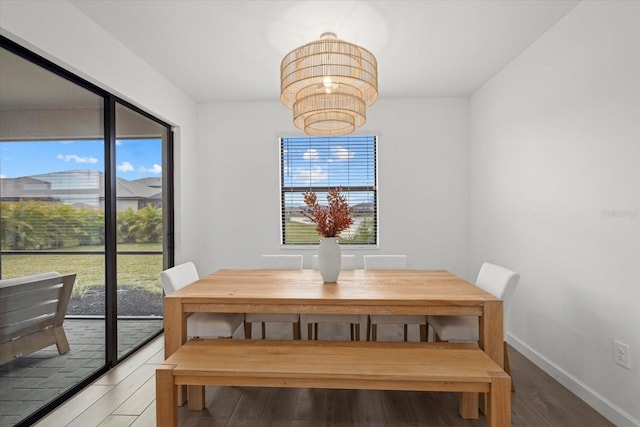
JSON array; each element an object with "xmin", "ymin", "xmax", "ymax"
[{"xmin": 0, "ymin": 318, "xmax": 163, "ymax": 426}]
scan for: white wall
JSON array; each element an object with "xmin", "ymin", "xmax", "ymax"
[
  {"xmin": 469, "ymin": 2, "xmax": 640, "ymax": 425},
  {"xmin": 196, "ymin": 98, "xmax": 470, "ymax": 278},
  {"xmin": 0, "ymin": 0, "xmax": 200, "ymax": 264}
]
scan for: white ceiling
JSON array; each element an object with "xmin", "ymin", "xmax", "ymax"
[
  {"xmin": 67, "ymin": 0, "xmax": 579, "ymax": 103},
  {"xmin": 13, "ymin": 0, "xmax": 580, "ymax": 106}
]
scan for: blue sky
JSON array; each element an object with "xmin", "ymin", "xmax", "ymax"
[
  {"xmin": 0, "ymin": 138, "xmax": 162, "ymax": 180},
  {"xmin": 281, "ymin": 136, "xmax": 375, "ymax": 207}
]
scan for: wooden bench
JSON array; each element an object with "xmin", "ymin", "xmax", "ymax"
[
  {"xmin": 0, "ymin": 272, "xmax": 76, "ymax": 365},
  {"xmin": 156, "ymin": 339, "xmax": 511, "ymax": 427}
]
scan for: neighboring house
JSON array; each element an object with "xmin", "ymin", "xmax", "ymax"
[
  {"xmin": 0, "ymin": 169, "xmax": 161, "ymax": 212},
  {"xmin": 133, "ymin": 177, "xmax": 162, "ymax": 189},
  {"xmin": 114, "ymin": 176, "xmax": 162, "ymax": 211}
]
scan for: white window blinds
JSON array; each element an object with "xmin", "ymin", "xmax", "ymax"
[{"xmin": 280, "ymin": 136, "xmax": 377, "ymax": 245}]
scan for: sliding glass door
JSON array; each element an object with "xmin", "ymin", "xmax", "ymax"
[
  {"xmin": 0, "ymin": 37, "xmax": 173, "ymax": 427},
  {"xmin": 115, "ymin": 103, "xmax": 167, "ymax": 356}
]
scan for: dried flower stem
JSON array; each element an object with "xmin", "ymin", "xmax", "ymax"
[{"xmin": 302, "ymin": 187, "xmax": 353, "ymax": 238}]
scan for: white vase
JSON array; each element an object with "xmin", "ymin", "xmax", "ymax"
[{"xmin": 318, "ymin": 237, "xmax": 341, "ymax": 282}]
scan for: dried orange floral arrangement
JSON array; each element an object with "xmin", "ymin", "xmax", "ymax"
[{"xmin": 302, "ymin": 187, "xmax": 353, "ymax": 238}]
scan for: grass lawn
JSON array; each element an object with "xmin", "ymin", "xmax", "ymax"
[
  {"xmin": 1, "ymin": 243, "xmax": 163, "ymax": 297},
  {"xmin": 284, "ymin": 216, "xmax": 376, "ymax": 244}
]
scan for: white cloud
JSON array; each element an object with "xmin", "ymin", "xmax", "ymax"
[
  {"xmin": 139, "ymin": 164, "xmax": 162, "ymax": 174},
  {"xmin": 57, "ymin": 154, "xmax": 98, "ymax": 164},
  {"xmin": 303, "ymin": 149, "xmax": 320, "ymax": 161},
  {"xmin": 331, "ymin": 146, "xmax": 355, "ymax": 160},
  {"xmin": 292, "ymin": 166, "xmax": 327, "ymax": 185},
  {"xmin": 117, "ymin": 161, "xmax": 134, "ymax": 172}
]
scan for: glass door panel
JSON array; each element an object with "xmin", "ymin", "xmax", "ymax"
[
  {"xmin": 114, "ymin": 103, "xmax": 166, "ymax": 357},
  {"xmin": 0, "ymin": 46, "xmax": 105, "ymax": 426}
]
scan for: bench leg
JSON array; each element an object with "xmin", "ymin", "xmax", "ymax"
[
  {"xmin": 156, "ymin": 366, "xmax": 177, "ymax": 427},
  {"xmin": 459, "ymin": 392, "xmax": 479, "ymax": 419},
  {"xmin": 244, "ymin": 321, "xmax": 252, "ymax": 339},
  {"xmin": 187, "ymin": 385, "xmax": 206, "ymax": 411},
  {"xmin": 487, "ymin": 371, "xmax": 511, "ymax": 427}
]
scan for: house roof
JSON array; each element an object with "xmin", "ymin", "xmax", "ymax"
[{"xmin": 0, "ymin": 170, "xmax": 161, "ymax": 202}]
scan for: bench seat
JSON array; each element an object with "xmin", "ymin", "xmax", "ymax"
[{"xmin": 156, "ymin": 339, "xmax": 511, "ymax": 426}]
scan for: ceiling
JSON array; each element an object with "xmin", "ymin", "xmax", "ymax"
[
  {"xmin": 66, "ymin": 0, "xmax": 578, "ymax": 103},
  {"xmin": 1, "ymin": 1, "xmax": 579, "ymax": 110}
]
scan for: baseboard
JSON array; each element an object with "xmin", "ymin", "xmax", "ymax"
[{"xmin": 507, "ymin": 334, "xmax": 640, "ymax": 427}]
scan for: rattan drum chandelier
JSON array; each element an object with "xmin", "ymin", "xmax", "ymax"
[{"xmin": 280, "ymin": 32, "xmax": 378, "ymax": 136}]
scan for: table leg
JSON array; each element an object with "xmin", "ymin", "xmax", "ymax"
[
  {"xmin": 479, "ymin": 300, "xmax": 504, "ymax": 415},
  {"xmin": 164, "ymin": 297, "xmax": 188, "ymax": 406},
  {"xmin": 479, "ymin": 300, "xmax": 504, "ymax": 367}
]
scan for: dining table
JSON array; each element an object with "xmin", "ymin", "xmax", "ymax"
[{"xmin": 163, "ymin": 268, "xmax": 504, "ymax": 407}]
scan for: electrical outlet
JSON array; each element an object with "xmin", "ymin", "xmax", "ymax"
[{"xmin": 613, "ymin": 340, "xmax": 631, "ymax": 369}]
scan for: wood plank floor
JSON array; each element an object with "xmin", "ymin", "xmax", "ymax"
[{"xmin": 35, "ymin": 323, "xmax": 615, "ymax": 427}]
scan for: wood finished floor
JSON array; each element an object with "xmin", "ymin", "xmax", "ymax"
[{"xmin": 35, "ymin": 323, "xmax": 615, "ymax": 427}]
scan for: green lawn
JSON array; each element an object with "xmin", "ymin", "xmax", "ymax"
[
  {"xmin": 1, "ymin": 244, "xmax": 163, "ymax": 297},
  {"xmin": 284, "ymin": 216, "xmax": 376, "ymax": 244}
]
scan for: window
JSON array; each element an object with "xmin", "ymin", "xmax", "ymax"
[{"xmin": 281, "ymin": 136, "xmax": 377, "ymax": 245}]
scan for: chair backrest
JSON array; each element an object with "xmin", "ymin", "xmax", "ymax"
[
  {"xmin": 312, "ymin": 254, "xmax": 356, "ymax": 270},
  {"xmin": 160, "ymin": 262, "xmax": 199, "ymax": 295},
  {"xmin": 363, "ymin": 255, "xmax": 408, "ymax": 270},
  {"xmin": 261, "ymin": 255, "xmax": 303, "ymax": 270},
  {"xmin": 475, "ymin": 262, "xmax": 520, "ymax": 335}
]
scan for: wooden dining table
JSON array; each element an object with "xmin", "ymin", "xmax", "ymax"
[{"xmin": 164, "ymin": 268, "xmax": 503, "ymax": 358}]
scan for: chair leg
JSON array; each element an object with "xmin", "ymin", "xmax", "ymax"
[
  {"xmin": 366, "ymin": 317, "xmax": 371, "ymax": 341},
  {"xmin": 314, "ymin": 323, "xmax": 318, "ymax": 340},
  {"xmin": 354, "ymin": 323, "xmax": 360, "ymax": 341},
  {"xmin": 504, "ymin": 341, "xmax": 515, "ymax": 392},
  {"xmin": 261, "ymin": 322, "xmax": 266, "ymax": 339},
  {"xmin": 403, "ymin": 324, "xmax": 408, "ymax": 342},
  {"xmin": 244, "ymin": 322, "xmax": 252, "ymax": 339},
  {"xmin": 307, "ymin": 323, "xmax": 313, "ymax": 340},
  {"xmin": 293, "ymin": 321, "xmax": 301, "ymax": 340},
  {"xmin": 419, "ymin": 324, "xmax": 427, "ymax": 342},
  {"xmin": 371, "ymin": 324, "xmax": 377, "ymax": 341},
  {"xmin": 350, "ymin": 324, "xmax": 355, "ymax": 341}
]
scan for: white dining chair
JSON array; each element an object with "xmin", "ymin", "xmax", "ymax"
[
  {"xmin": 306, "ymin": 255, "xmax": 363, "ymax": 340},
  {"xmin": 244, "ymin": 255, "xmax": 303, "ymax": 340},
  {"xmin": 160, "ymin": 262, "xmax": 244, "ymax": 339},
  {"xmin": 364, "ymin": 255, "xmax": 427, "ymax": 342},
  {"xmin": 427, "ymin": 262, "xmax": 520, "ymax": 390}
]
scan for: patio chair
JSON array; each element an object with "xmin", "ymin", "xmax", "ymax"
[{"xmin": 0, "ymin": 272, "xmax": 76, "ymax": 364}]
